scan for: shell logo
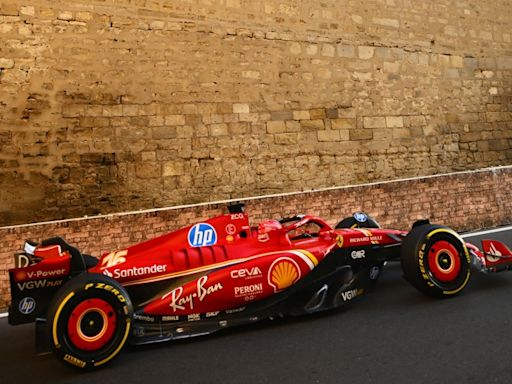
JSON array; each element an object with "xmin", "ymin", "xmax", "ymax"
[{"xmin": 268, "ymin": 257, "xmax": 301, "ymax": 292}]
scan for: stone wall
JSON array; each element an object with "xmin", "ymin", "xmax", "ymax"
[
  {"xmin": 1, "ymin": 0, "xmax": 512, "ymax": 225},
  {"xmin": 1, "ymin": 166, "xmax": 511, "ymax": 311}
]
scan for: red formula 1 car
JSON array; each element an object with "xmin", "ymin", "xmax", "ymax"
[{"xmin": 8, "ymin": 204, "xmax": 512, "ymax": 370}]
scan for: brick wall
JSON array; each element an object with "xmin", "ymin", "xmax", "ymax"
[
  {"xmin": 1, "ymin": 1, "xmax": 512, "ymax": 225},
  {"xmin": 1, "ymin": 165, "xmax": 511, "ymax": 311}
]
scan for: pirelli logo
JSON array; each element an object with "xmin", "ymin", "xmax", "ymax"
[{"xmin": 84, "ymin": 282, "xmax": 126, "ymax": 303}]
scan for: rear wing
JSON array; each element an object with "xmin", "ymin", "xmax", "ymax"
[
  {"xmin": 481, "ymin": 240, "xmax": 512, "ymax": 259},
  {"xmin": 9, "ymin": 237, "xmax": 88, "ymax": 325}
]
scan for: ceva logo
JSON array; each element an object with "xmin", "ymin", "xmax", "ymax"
[{"xmin": 188, "ymin": 223, "xmax": 217, "ymax": 247}]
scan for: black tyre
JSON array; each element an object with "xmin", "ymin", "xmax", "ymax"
[
  {"xmin": 335, "ymin": 213, "xmax": 381, "ymax": 229},
  {"xmin": 47, "ymin": 273, "xmax": 133, "ymax": 370},
  {"xmin": 400, "ymin": 224, "xmax": 471, "ymax": 298}
]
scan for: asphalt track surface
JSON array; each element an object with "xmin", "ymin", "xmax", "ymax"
[{"xmin": 1, "ymin": 228, "xmax": 511, "ymax": 384}]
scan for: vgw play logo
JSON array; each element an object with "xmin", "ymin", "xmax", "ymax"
[{"xmin": 188, "ymin": 223, "xmax": 217, "ymax": 247}]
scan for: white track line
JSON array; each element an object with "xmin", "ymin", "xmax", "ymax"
[
  {"xmin": 461, "ymin": 225, "xmax": 512, "ymax": 238},
  {"xmin": 0, "ymin": 312, "xmax": 7, "ymax": 318}
]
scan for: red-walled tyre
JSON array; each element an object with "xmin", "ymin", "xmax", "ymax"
[
  {"xmin": 47, "ymin": 274, "xmax": 133, "ymax": 370},
  {"xmin": 400, "ymin": 224, "xmax": 471, "ymax": 298}
]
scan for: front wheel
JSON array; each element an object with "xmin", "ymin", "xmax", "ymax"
[
  {"xmin": 47, "ymin": 274, "xmax": 133, "ymax": 370},
  {"xmin": 400, "ymin": 224, "xmax": 471, "ymax": 298}
]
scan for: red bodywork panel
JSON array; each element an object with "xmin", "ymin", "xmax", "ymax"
[
  {"xmin": 87, "ymin": 213, "xmax": 405, "ymax": 316},
  {"xmin": 11, "ymin": 245, "xmax": 70, "ymax": 284}
]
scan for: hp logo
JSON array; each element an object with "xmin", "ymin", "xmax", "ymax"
[
  {"xmin": 353, "ymin": 212, "xmax": 368, "ymax": 223},
  {"xmin": 19, "ymin": 297, "xmax": 36, "ymax": 315},
  {"xmin": 188, "ymin": 223, "xmax": 217, "ymax": 247}
]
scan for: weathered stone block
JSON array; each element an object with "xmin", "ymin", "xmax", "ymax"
[
  {"xmin": 300, "ymin": 119, "xmax": 325, "ymax": 131},
  {"xmin": 266, "ymin": 121, "xmax": 287, "ymax": 133},
  {"xmin": 373, "ymin": 128, "xmax": 393, "ymax": 140},
  {"xmin": 239, "ymin": 113, "xmax": 259, "ymax": 122},
  {"xmin": 165, "ymin": 115, "xmax": 186, "ymax": 126},
  {"xmin": 338, "ymin": 108, "xmax": 356, "ymax": 118},
  {"xmin": 318, "ymin": 130, "xmax": 341, "ymax": 142},
  {"xmin": 1, "ymin": 3, "xmax": 18, "ymax": 15},
  {"xmin": 321, "ymin": 44, "xmax": 335, "ymax": 57},
  {"xmin": 136, "ymin": 162, "xmax": 161, "ymax": 178},
  {"xmin": 386, "ymin": 116, "xmax": 404, "ymax": 128},
  {"xmin": 358, "ymin": 46, "xmax": 375, "ymax": 60},
  {"xmin": 76, "ymin": 11, "xmax": 93, "ymax": 21},
  {"xmin": 271, "ymin": 111, "xmax": 293, "ymax": 121},
  {"xmin": 210, "ymin": 123, "xmax": 229, "ymax": 136},
  {"xmin": 228, "ymin": 122, "xmax": 249, "ymax": 135},
  {"xmin": 242, "ymin": 70, "xmax": 260, "ymax": 79},
  {"xmin": 233, "ymin": 103, "xmax": 249, "ymax": 114},
  {"xmin": 274, "ymin": 133, "xmax": 297, "ymax": 145},
  {"xmin": 102, "ymin": 105, "xmax": 123, "ymax": 117},
  {"xmin": 309, "ymin": 109, "xmax": 326, "ymax": 119},
  {"xmin": 163, "ymin": 161, "xmax": 185, "ymax": 176},
  {"xmin": 497, "ymin": 57, "xmax": 512, "ymax": 70},
  {"xmin": 289, "ymin": 42, "xmax": 301, "ymax": 55},
  {"xmin": 405, "ymin": 115, "xmax": 427, "ymax": 127},
  {"xmin": 349, "ymin": 129, "xmax": 373, "ymax": 141},
  {"xmin": 285, "ymin": 120, "xmax": 301, "ymax": 132},
  {"xmin": 337, "ymin": 44, "xmax": 355, "ymax": 58},
  {"xmin": 384, "ymin": 62, "xmax": 399, "ymax": 73},
  {"xmin": 326, "ymin": 108, "xmax": 338, "ymax": 119},
  {"xmin": 62, "ymin": 104, "xmax": 85, "ymax": 118},
  {"xmin": 392, "ymin": 128, "xmax": 411, "ymax": 139},
  {"xmin": 20, "ymin": 6, "xmax": 34, "ymax": 16},
  {"xmin": 306, "ymin": 44, "xmax": 318, "ymax": 55},
  {"xmin": 444, "ymin": 68, "xmax": 460, "ymax": 78},
  {"xmin": 122, "ymin": 104, "xmax": 139, "ymax": 116},
  {"xmin": 332, "ymin": 118, "xmax": 355, "ymax": 129},
  {"xmin": 363, "ymin": 117, "xmax": 386, "ymax": 128},
  {"xmin": 372, "ymin": 17, "xmax": 399, "ymax": 28},
  {"xmin": 58, "ymin": 11, "xmax": 73, "ymax": 21},
  {"xmin": 450, "ymin": 56, "xmax": 464, "ymax": 68},
  {"xmin": 176, "ymin": 126, "xmax": 193, "ymax": 138},
  {"xmin": 293, "ymin": 110, "xmax": 310, "ymax": 120},
  {"xmin": 153, "ymin": 126, "xmax": 177, "ymax": 139}
]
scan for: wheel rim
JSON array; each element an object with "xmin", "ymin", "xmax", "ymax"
[
  {"xmin": 427, "ymin": 240, "xmax": 461, "ymax": 283},
  {"xmin": 67, "ymin": 298, "xmax": 117, "ymax": 352}
]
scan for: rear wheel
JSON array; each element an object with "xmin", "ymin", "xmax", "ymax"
[
  {"xmin": 47, "ymin": 274, "xmax": 133, "ymax": 370},
  {"xmin": 400, "ymin": 224, "xmax": 471, "ymax": 298}
]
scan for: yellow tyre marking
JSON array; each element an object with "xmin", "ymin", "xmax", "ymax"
[
  {"xmin": 93, "ymin": 318, "xmax": 131, "ymax": 367},
  {"xmin": 443, "ymin": 270, "xmax": 471, "ymax": 295},
  {"xmin": 52, "ymin": 291, "xmax": 75, "ymax": 347},
  {"xmin": 426, "ymin": 228, "xmax": 460, "ymax": 240},
  {"xmin": 299, "ymin": 250, "xmax": 319, "ymax": 267}
]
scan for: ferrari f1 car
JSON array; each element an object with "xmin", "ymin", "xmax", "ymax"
[{"xmin": 8, "ymin": 204, "xmax": 512, "ymax": 370}]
